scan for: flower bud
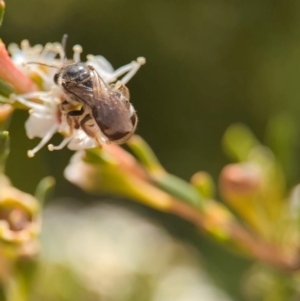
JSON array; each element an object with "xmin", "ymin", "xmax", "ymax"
[
  {"xmin": 0, "ymin": 177, "xmax": 40, "ymax": 249},
  {"xmin": 220, "ymin": 163, "xmax": 261, "ymax": 202},
  {"xmin": 219, "ymin": 163, "xmax": 266, "ymax": 234},
  {"xmin": 191, "ymin": 171, "xmax": 215, "ymax": 200}
]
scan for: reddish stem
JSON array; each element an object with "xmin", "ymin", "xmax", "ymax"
[{"xmin": 170, "ymin": 199, "xmax": 300, "ymax": 272}]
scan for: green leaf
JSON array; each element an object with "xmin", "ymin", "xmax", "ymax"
[
  {"xmin": 0, "ymin": 95, "xmax": 10, "ymax": 105},
  {"xmin": 223, "ymin": 123, "xmax": 259, "ymax": 162},
  {"xmin": 191, "ymin": 171, "xmax": 215, "ymax": 199},
  {"xmin": 127, "ymin": 136, "xmax": 203, "ymax": 208},
  {"xmin": 0, "ymin": 130, "xmax": 9, "ymax": 173},
  {"xmin": 265, "ymin": 113, "xmax": 298, "ymax": 184},
  {"xmin": 153, "ymin": 172, "xmax": 203, "ymax": 208},
  {"xmin": 127, "ymin": 135, "xmax": 165, "ymax": 174},
  {"xmin": 0, "ymin": 1, "xmax": 5, "ymax": 27},
  {"xmin": 0, "ymin": 79, "xmax": 14, "ymax": 97},
  {"xmin": 35, "ymin": 176, "xmax": 55, "ymax": 206}
]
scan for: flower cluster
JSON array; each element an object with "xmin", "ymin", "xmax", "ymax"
[{"xmin": 8, "ymin": 40, "xmax": 145, "ymax": 157}]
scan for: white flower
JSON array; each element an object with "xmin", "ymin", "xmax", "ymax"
[
  {"xmin": 8, "ymin": 40, "xmax": 145, "ymax": 157},
  {"xmin": 8, "ymin": 40, "xmax": 63, "ymax": 90},
  {"xmin": 86, "ymin": 54, "xmax": 146, "ymax": 85}
]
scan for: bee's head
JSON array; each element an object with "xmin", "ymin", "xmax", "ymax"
[{"xmin": 54, "ymin": 63, "xmax": 90, "ymax": 87}]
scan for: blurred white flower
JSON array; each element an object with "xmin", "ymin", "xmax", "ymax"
[
  {"xmin": 8, "ymin": 40, "xmax": 145, "ymax": 157},
  {"xmin": 40, "ymin": 204, "xmax": 234, "ymax": 301}
]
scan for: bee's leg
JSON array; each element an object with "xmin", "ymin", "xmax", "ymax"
[
  {"xmin": 60, "ymin": 100, "xmax": 73, "ymax": 134},
  {"xmin": 61, "ymin": 99, "xmax": 82, "ymax": 113},
  {"xmin": 79, "ymin": 114, "xmax": 97, "ymax": 140},
  {"xmin": 95, "ymin": 136, "xmax": 104, "ymax": 147},
  {"xmin": 60, "ymin": 100, "xmax": 69, "ymax": 112},
  {"xmin": 66, "ymin": 107, "xmax": 84, "ymax": 136},
  {"xmin": 79, "ymin": 113, "xmax": 105, "ymax": 147},
  {"xmin": 112, "ymin": 83, "xmax": 130, "ymax": 100}
]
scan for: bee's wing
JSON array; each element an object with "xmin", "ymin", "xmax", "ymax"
[
  {"xmin": 89, "ymin": 67, "xmax": 135, "ymax": 141},
  {"xmin": 66, "ymin": 66, "xmax": 135, "ymax": 141},
  {"xmin": 62, "ymin": 66, "xmax": 105, "ymax": 108}
]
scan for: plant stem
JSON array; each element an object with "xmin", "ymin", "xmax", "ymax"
[{"xmin": 169, "ymin": 198, "xmax": 300, "ymax": 272}]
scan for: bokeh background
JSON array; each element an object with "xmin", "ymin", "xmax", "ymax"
[{"xmin": 2, "ymin": 0, "xmax": 300, "ymax": 300}]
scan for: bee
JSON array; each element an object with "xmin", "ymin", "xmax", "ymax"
[
  {"xmin": 54, "ymin": 62, "xmax": 140, "ymax": 146},
  {"xmin": 54, "ymin": 59, "xmax": 144, "ymax": 146}
]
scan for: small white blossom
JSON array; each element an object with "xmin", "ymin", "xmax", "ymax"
[
  {"xmin": 8, "ymin": 40, "xmax": 63, "ymax": 90},
  {"xmin": 8, "ymin": 40, "xmax": 145, "ymax": 157}
]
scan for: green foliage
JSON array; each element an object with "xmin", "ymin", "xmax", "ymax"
[
  {"xmin": 0, "ymin": 131, "xmax": 9, "ymax": 172},
  {"xmin": 0, "ymin": 1, "xmax": 5, "ymax": 27}
]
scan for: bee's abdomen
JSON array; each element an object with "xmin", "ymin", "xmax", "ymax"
[{"xmin": 103, "ymin": 128, "xmax": 131, "ymax": 142}]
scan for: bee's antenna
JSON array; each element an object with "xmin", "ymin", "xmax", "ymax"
[{"xmin": 61, "ymin": 34, "xmax": 68, "ymax": 63}]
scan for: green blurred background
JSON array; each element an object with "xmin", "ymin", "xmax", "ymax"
[{"xmin": 2, "ymin": 0, "xmax": 300, "ymax": 300}]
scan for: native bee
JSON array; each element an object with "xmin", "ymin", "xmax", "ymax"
[{"xmin": 54, "ymin": 60, "xmax": 141, "ymax": 146}]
